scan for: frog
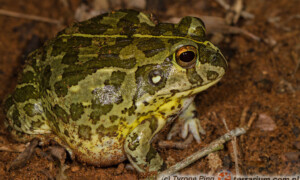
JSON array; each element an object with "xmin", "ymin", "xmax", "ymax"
[{"xmin": 3, "ymin": 9, "xmax": 227, "ymax": 173}]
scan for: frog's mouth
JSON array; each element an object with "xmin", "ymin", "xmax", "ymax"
[
  {"xmin": 189, "ymin": 76, "xmax": 222, "ymax": 95},
  {"xmin": 159, "ymin": 76, "xmax": 223, "ymax": 98}
]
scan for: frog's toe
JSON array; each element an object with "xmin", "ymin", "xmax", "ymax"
[
  {"xmin": 167, "ymin": 120, "xmax": 182, "ymax": 140},
  {"xmin": 181, "ymin": 118, "xmax": 206, "ymax": 143}
]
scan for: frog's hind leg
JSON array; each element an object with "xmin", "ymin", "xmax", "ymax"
[
  {"xmin": 3, "ymin": 65, "xmax": 51, "ymax": 142},
  {"xmin": 124, "ymin": 114, "xmax": 167, "ymax": 172}
]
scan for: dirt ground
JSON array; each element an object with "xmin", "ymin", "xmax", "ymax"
[{"xmin": 0, "ymin": 0, "xmax": 299, "ymax": 179}]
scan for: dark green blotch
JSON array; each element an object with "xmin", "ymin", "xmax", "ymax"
[
  {"xmin": 128, "ymin": 105, "xmax": 136, "ymax": 116},
  {"xmin": 45, "ymin": 109, "xmax": 60, "ymax": 132},
  {"xmin": 70, "ymin": 103, "xmax": 84, "ymax": 121},
  {"xmin": 64, "ymin": 130, "xmax": 70, "ymax": 137},
  {"xmin": 177, "ymin": 17, "xmax": 192, "ymax": 36},
  {"xmin": 190, "ymin": 26, "xmax": 206, "ymax": 41},
  {"xmin": 97, "ymin": 124, "xmax": 118, "ymax": 137},
  {"xmin": 12, "ymin": 108, "xmax": 21, "ymax": 128},
  {"xmin": 32, "ymin": 120, "xmax": 43, "ymax": 128},
  {"xmin": 109, "ymin": 115, "xmax": 118, "ymax": 123},
  {"xmin": 69, "ymin": 36, "xmax": 92, "ymax": 47},
  {"xmin": 45, "ymin": 109, "xmax": 55, "ymax": 122},
  {"xmin": 167, "ymin": 38, "xmax": 184, "ymax": 46},
  {"xmin": 211, "ymin": 53, "xmax": 227, "ymax": 70},
  {"xmin": 54, "ymin": 70, "xmax": 89, "ymax": 97},
  {"xmin": 90, "ymin": 104, "xmax": 113, "ymax": 124},
  {"xmin": 51, "ymin": 38, "xmax": 68, "ymax": 57},
  {"xmin": 42, "ymin": 65, "xmax": 52, "ymax": 90},
  {"xmin": 91, "ymin": 102, "xmax": 113, "ymax": 113},
  {"xmin": 137, "ymin": 38, "xmax": 166, "ymax": 58},
  {"xmin": 4, "ymin": 96, "xmax": 14, "ymax": 113},
  {"xmin": 90, "ymin": 111, "xmax": 101, "ymax": 124},
  {"xmin": 186, "ymin": 68, "xmax": 203, "ymax": 85},
  {"xmin": 105, "ymin": 71, "xmax": 127, "ymax": 88},
  {"xmin": 148, "ymin": 116, "xmax": 158, "ymax": 133},
  {"xmin": 198, "ymin": 45, "xmax": 209, "ymax": 64},
  {"xmin": 99, "ymin": 38, "xmax": 132, "ymax": 55},
  {"xmin": 52, "ymin": 121, "xmax": 61, "ymax": 132},
  {"xmin": 25, "ymin": 50, "xmax": 39, "ymax": 70},
  {"xmin": 53, "ymin": 105, "xmax": 69, "ymax": 124},
  {"xmin": 41, "ymin": 47, "xmax": 48, "ymax": 62},
  {"xmin": 146, "ymin": 146, "xmax": 157, "ymax": 163},
  {"xmin": 128, "ymin": 132, "xmax": 139, "ymax": 151},
  {"xmin": 23, "ymin": 103, "xmax": 37, "ymax": 117},
  {"xmin": 61, "ymin": 50, "xmax": 79, "ymax": 65},
  {"xmin": 135, "ymin": 23, "xmax": 155, "ymax": 35},
  {"xmin": 117, "ymin": 10, "xmax": 140, "ymax": 36},
  {"xmin": 19, "ymin": 71, "xmax": 35, "ymax": 84},
  {"xmin": 77, "ymin": 15, "xmax": 112, "ymax": 35},
  {"xmin": 78, "ymin": 125, "xmax": 92, "ymax": 140},
  {"xmin": 207, "ymin": 71, "xmax": 219, "ymax": 80},
  {"xmin": 51, "ymin": 37, "xmax": 91, "ymax": 57},
  {"xmin": 153, "ymin": 23, "xmax": 176, "ymax": 36},
  {"xmin": 143, "ymin": 101, "xmax": 149, "ymax": 106},
  {"xmin": 13, "ymin": 85, "xmax": 39, "ymax": 103},
  {"xmin": 54, "ymin": 81, "xmax": 69, "ymax": 97}
]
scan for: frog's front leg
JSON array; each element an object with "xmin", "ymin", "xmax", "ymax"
[
  {"xmin": 124, "ymin": 114, "xmax": 166, "ymax": 173},
  {"xmin": 168, "ymin": 102, "xmax": 206, "ymax": 143}
]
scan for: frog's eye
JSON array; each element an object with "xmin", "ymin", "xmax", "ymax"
[{"xmin": 175, "ymin": 46, "xmax": 198, "ymax": 69}]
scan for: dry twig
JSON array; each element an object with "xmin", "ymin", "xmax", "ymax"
[
  {"xmin": 221, "ymin": 116, "xmax": 240, "ymax": 175},
  {"xmin": 0, "ymin": 9, "xmax": 61, "ymax": 25},
  {"xmin": 215, "ymin": 0, "xmax": 254, "ymax": 22},
  {"xmin": 200, "ymin": 16, "xmax": 260, "ymax": 41},
  {"xmin": 157, "ymin": 126, "xmax": 249, "ymax": 178},
  {"xmin": 8, "ymin": 138, "xmax": 39, "ymax": 171},
  {"xmin": 159, "ymin": 134, "xmax": 193, "ymax": 149},
  {"xmin": 0, "ymin": 135, "xmax": 26, "ymax": 152}
]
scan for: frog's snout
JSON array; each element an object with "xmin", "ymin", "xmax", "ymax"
[
  {"xmin": 208, "ymin": 49, "xmax": 228, "ymax": 75},
  {"xmin": 217, "ymin": 51, "xmax": 228, "ymax": 72}
]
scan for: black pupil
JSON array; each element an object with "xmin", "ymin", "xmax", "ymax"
[{"xmin": 180, "ymin": 51, "xmax": 195, "ymax": 62}]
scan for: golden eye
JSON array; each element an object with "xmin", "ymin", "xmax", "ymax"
[{"xmin": 175, "ymin": 45, "xmax": 198, "ymax": 69}]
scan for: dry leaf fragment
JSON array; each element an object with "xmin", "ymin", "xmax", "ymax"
[{"xmin": 255, "ymin": 114, "xmax": 277, "ymax": 131}]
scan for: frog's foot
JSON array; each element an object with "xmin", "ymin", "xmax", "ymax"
[
  {"xmin": 47, "ymin": 146, "xmax": 69, "ymax": 180},
  {"xmin": 124, "ymin": 114, "xmax": 167, "ymax": 173},
  {"xmin": 167, "ymin": 102, "xmax": 205, "ymax": 143}
]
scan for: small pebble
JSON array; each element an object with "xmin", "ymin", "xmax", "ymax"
[
  {"xmin": 293, "ymin": 141, "xmax": 300, "ymax": 150},
  {"xmin": 284, "ymin": 152, "xmax": 300, "ymax": 161},
  {"xmin": 125, "ymin": 163, "xmax": 135, "ymax": 171},
  {"xmin": 207, "ymin": 153, "xmax": 222, "ymax": 174},
  {"xmin": 0, "ymin": 164, "xmax": 5, "ymax": 176},
  {"xmin": 71, "ymin": 166, "xmax": 80, "ymax": 172},
  {"xmin": 114, "ymin": 163, "xmax": 125, "ymax": 175}
]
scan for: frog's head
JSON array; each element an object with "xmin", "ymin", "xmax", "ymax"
[{"xmin": 135, "ymin": 16, "xmax": 227, "ymax": 100}]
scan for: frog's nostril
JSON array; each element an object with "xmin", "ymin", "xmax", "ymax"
[
  {"xmin": 211, "ymin": 52, "xmax": 227, "ymax": 71},
  {"xmin": 211, "ymin": 56, "xmax": 217, "ymax": 63}
]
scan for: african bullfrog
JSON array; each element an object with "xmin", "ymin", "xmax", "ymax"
[{"xmin": 4, "ymin": 10, "xmax": 227, "ymax": 172}]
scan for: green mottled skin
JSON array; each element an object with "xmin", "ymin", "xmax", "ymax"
[{"xmin": 4, "ymin": 10, "xmax": 227, "ymax": 172}]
